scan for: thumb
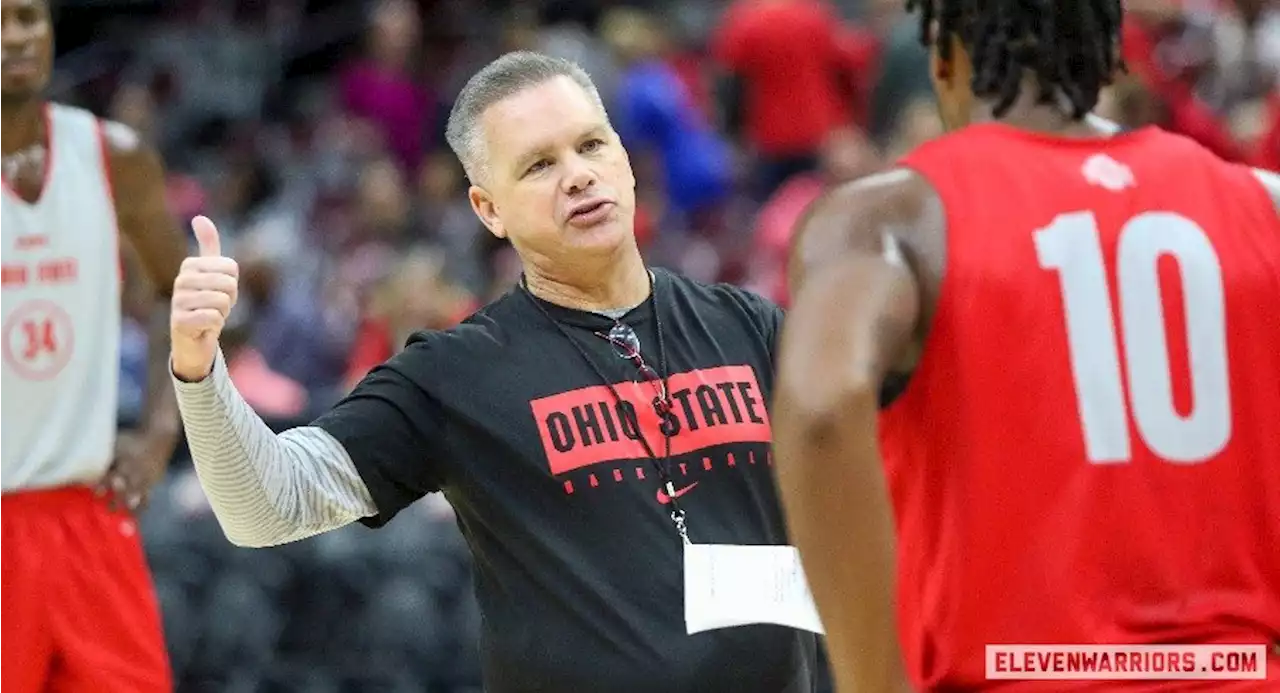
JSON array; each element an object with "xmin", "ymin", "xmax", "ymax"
[{"xmin": 192, "ymin": 215, "xmax": 222, "ymax": 258}]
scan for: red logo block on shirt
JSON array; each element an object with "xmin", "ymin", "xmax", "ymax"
[{"xmin": 530, "ymin": 365, "xmax": 772, "ymax": 475}]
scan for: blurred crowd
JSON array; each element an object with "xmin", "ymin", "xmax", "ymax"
[{"xmin": 51, "ymin": 0, "xmax": 1276, "ymax": 689}]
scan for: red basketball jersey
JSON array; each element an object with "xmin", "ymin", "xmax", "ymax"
[{"xmin": 884, "ymin": 123, "xmax": 1280, "ymax": 691}]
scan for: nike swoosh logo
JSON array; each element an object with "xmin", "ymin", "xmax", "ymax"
[{"xmin": 656, "ymin": 482, "xmax": 698, "ymax": 505}]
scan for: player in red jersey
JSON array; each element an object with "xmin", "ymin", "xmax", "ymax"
[
  {"xmin": 771, "ymin": 0, "xmax": 1280, "ymax": 691},
  {"xmin": 2, "ymin": 0, "xmax": 185, "ymax": 689}
]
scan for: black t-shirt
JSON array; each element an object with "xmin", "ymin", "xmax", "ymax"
[{"xmin": 313, "ymin": 269, "xmax": 817, "ymax": 693}]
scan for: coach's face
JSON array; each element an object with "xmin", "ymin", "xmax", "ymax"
[
  {"xmin": 0, "ymin": 0, "xmax": 52, "ymax": 101},
  {"xmin": 468, "ymin": 76, "xmax": 637, "ymax": 267}
]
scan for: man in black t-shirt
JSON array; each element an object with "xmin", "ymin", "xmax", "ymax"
[{"xmin": 169, "ymin": 51, "xmax": 822, "ymax": 693}]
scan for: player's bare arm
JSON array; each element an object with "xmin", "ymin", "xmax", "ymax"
[
  {"xmin": 773, "ymin": 168, "xmax": 943, "ymax": 693},
  {"xmin": 101, "ymin": 121, "xmax": 186, "ymax": 510}
]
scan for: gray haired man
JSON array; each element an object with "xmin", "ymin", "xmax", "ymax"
[{"xmin": 170, "ymin": 52, "xmax": 824, "ymax": 692}]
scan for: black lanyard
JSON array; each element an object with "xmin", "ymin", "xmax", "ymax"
[{"xmin": 519, "ymin": 272, "xmax": 692, "ymax": 544}]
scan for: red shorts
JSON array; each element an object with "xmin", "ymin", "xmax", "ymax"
[{"xmin": 2, "ymin": 486, "xmax": 172, "ymax": 692}]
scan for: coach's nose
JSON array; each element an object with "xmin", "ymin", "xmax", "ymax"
[{"xmin": 561, "ymin": 154, "xmax": 597, "ymax": 195}]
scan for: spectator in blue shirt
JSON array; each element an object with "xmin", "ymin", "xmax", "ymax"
[{"xmin": 602, "ymin": 7, "xmax": 732, "ymax": 231}]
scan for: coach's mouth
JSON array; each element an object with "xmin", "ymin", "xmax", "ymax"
[{"xmin": 566, "ymin": 198, "xmax": 616, "ymax": 228}]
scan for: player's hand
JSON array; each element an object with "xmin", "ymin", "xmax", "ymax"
[
  {"xmin": 97, "ymin": 430, "xmax": 171, "ymax": 512},
  {"xmin": 170, "ymin": 216, "xmax": 238, "ymax": 381}
]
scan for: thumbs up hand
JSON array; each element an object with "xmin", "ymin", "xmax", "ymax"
[{"xmin": 170, "ymin": 216, "xmax": 239, "ymax": 381}]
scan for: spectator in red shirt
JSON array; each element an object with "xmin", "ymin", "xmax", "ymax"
[{"xmin": 712, "ymin": 0, "xmax": 853, "ymax": 198}]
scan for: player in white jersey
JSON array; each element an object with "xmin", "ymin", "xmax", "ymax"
[{"xmin": 2, "ymin": 0, "xmax": 186, "ymax": 690}]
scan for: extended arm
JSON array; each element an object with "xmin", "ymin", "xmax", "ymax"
[
  {"xmin": 170, "ymin": 217, "xmax": 440, "ymax": 547},
  {"xmin": 172, "ymin": 352, "xmax": 377, "ymax": 547},
  {"xmin": 774, "ymin": 171, "xmax": 936, "ymax": 693}
]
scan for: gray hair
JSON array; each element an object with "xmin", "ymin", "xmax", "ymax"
[{"xmin": 445, "ymin": 51, "xmax": 607, "ymax": 185}]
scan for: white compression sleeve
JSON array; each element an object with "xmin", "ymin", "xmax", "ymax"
[{"xmin": 171, "ymin": 350, "xmax": 378, "ymax": 547}]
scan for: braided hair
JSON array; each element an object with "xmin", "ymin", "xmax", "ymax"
[{"xmin": 907, "ymin": 0, "xmax": 1124, "ymax": 119}]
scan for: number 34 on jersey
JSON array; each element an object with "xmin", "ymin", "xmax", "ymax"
[
  {"xmin": 2, "ymin": 300, "xmax": 75, "ymax": 381},
  {"xmin": 1035, "ymin": 210, "xmax": 1231, "ymax": 466}
]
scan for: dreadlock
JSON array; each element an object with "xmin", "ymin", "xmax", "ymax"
[{"xmin": 907, "ymin": 0, "xmax": 1124, "ymax": 119}]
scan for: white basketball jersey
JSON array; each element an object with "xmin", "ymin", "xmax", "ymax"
[{"xmin": 2, "ymin": 103, "xmax": 122, "ymax": 491}]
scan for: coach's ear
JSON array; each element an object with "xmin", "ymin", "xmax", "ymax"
[{"xmin": 469, "ymin": 185, "xmax": 507, "ymax": 240}]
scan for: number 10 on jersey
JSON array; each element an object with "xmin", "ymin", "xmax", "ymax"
[{"xmin": 1034, "ymin": 211, "xmax": 1231, "ymax": 465}]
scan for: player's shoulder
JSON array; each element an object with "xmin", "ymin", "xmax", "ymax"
[
  {"xmin": 814, "ymin": 168, "xmax": 941, "ymax": 236},
  {"xmin": 1136, "ymin": 127, "xmax": 1280, "ymax": 212},
  {"xmin": 791, "ymin": 168, "xmax": 941, "ymax": 272},
  {"xmin": 57, "ymin": 103, "xmax": 159, "ymax": 170},
  {"xmin": 827, "ymin": 167, "xmax": 936, "ymax": 203},
  {"xmin": 45, "ymin": 102, "xmax": 139, "ymax": 153},
  {"xmin": 95, "ymin": 120, "xmax": 161, "ymax": 171},
  {"xmin": 1124, "ymin": 124, "xmax": 1260, "ymax": 177},
  {"xmin": 98, "ymin": 120, "xmax": 145, "ymax": 156}
]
